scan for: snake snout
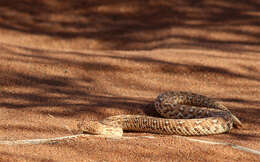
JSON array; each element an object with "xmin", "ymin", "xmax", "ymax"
[{"xmin": 78, "ymin": 120, "xmax": 123, "ymax": 137}]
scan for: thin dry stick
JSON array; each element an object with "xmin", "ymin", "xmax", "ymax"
[{"xmin": 0, "ymin": 134, "xmax": 259, "ymax": 156}]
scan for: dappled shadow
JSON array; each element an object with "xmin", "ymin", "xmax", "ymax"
[
  {"xmin": 0, "ymin": 124, "xmax": 69, "ymax": 134},
  {"xmin": 108, "ymin": 55, "xmax": 260, "ymax": 82},
  {"xmin": 2, "ymin": 42, "xmax": 260, "ymax": 84},
  {"xmin": 0, "ymin": 2, "xmax": 260, "ymax": 160},
  {"xmin": 0, "ymin": 42, "xmax": 259, "ymax": 144},
  {"xmin": 0, "ymin": 0, "xmax": 260, "ymax": 51},
  {"xmin": 0, "ymin": 43, "xmax": 156, "ymax": 119},
  {"xmin": 228, "ymin": 132, "xmax": 260, "ymax": 141},
  {"xmin": 233, "ymin": 106, "xmax": 260, "ymax": 124},
  {"xmin": 0, "ymin": 43, "xmax": 259, "ymax": 111},
  {"xmin": 0, "ymin": 92, "xmax": 153, "ymax": 118},
  {"xmin": 0, "ymin": 152, "xmax": 54, "ymax": 162},
  {"xmin": 220, "ymin": 98, "xmax": 260, "ymax": 105}
]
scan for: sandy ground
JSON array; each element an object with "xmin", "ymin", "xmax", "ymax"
[{"xmin": 0, "ymin": 0, "xmax": 260, "ymax": 161}]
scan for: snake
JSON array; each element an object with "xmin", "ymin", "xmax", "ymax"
[{"xmin": 77, "ymin": 91, "xmax": 242, "ymax": 137}]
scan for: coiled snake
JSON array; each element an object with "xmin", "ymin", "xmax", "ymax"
[{"xmin": 78, "ymin": 91, "xmax": 242, "ymax": 137}]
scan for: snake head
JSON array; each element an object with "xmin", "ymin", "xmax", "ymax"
[{"xmin": 77, "ymin": 120, "xmax": 123, "ymax": 137}]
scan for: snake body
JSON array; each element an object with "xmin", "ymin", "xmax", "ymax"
[{"xmin": 78, "ymin": 91, "xmax": 242, "ymax": 137}]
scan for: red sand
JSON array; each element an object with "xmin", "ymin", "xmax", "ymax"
[{"xmin": 0, "ymin": 0, "xmax": 260, "ymax": 161}]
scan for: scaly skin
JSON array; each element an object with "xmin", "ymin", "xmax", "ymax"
[{"xmin": 78, "ymin": 91, "xmax": 242, "ymax": 137}]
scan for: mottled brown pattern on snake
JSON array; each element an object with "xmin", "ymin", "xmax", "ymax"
[{"xmin": 78, "ymin": 91, "xmax": 242, "ymax": 137}]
